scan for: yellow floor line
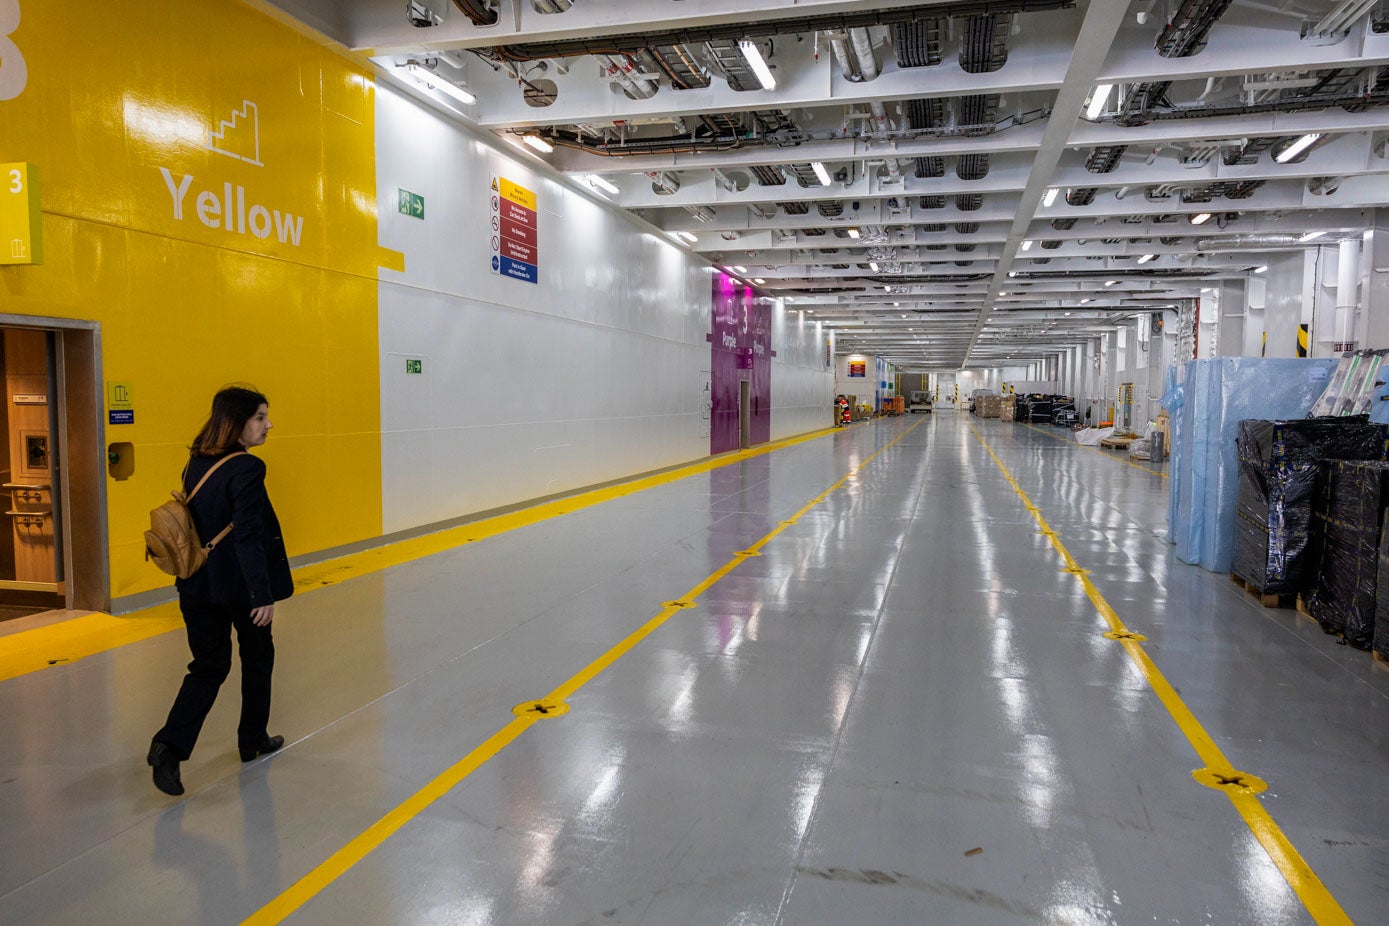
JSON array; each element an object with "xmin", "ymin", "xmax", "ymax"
[
  {"xmin": 0, "ymin": 427, "xmax": 847, "ymax": 685},
  {"xmin": 968, "ymin": 422, "xmax": 1351, "ymax": 926},
  {"xmin": 1017, "ymin": 421, "xmax": 1169, "ymax": 479},
  {"xmin": 242, "ymin": 418, "xmax": 924, "ymax": 925}
]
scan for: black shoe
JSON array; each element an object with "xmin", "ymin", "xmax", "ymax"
[
  {"xmin": 147, "ymin": 742, "xmax": 184, "ymax": 796},
  {"xmin": 239, "ymin": 734, "xmax": 285, "ymax": 762}
]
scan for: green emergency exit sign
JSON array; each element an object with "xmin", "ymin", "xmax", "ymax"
[
  {"xmin": 398, "ymin": 188, "xmax": 424, "ymax": 219},
  {"xmin": 406, "ymin": 359, "xmax": 423, "ymax": 374}
]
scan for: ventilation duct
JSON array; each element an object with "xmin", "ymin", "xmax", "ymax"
[{"xmin": 1194, "ymin": 234, "xmax": 1300, "ymax": 250}]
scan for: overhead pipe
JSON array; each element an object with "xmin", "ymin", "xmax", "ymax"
[
  {"xmin": 596, "ymin": 53, "xmax": 658, "ymax": 99},
  {"xmin": 1312, "ymin": 0, "xmax": 1377, "ymax": 37},
  {"xmin": 830, "ymin": 35, "xmax": 860, "ymax": 81},
  {"xmin": 481, "ymin": 0, "xmax": 1073, "ymax": 61},
  {"xmin": 850, "ymin": 28, "xmax": 879, "ymax": 80}
]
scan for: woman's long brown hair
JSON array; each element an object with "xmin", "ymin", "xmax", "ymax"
[{"xmin": 190, "ymin": 386, "xmax": 269, "ymax": 457}]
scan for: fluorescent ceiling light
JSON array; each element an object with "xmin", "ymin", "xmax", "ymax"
[
  {"xmin": 1298, "ymin": 230, "xmax": 1326, "ymax": 243},
  {"xmin": 754, "ymin": 277, "xmax": 765, "ymax": 284},
  {"xmin": 1021, "ymin": 239, "xmax": 1033, "ymax": 251},
  {"xmin": 1042, "ymin": 188, "xmax": 1059, "ymax": 207},
  {"xmin": 1275, "ymin": 133, "xmax": 1322, "ymax": 163},
  {"xmin": 811, "ymin": 161, "xmax": 832, "ymax": 186},
  {"xmin": 404, "ymin": 62, "xmax": 477, "ymax": 105},
  {"xmin": 1080, "ymin": 298, "xmax": 1090, "ymax": 304},
  {"xmin": 738, "ymin": 40, "xmax": 777, "ymax": 91},
  {"xmin": 672, "ymin": 231, "xmax": 698, "ymax": 244},
  {"xmin": 847, "ymin": 228, "xmax": 861, "ymax": 239},
  {"xmin": 522, "ymin": 135, "xmax": 554, "ymax": 153},
  {"xmin": 1254, "ymin": 265, "xmax": 1268, "ymax": 273},
  {"xmin": 1085, "ymin": 83, "xmax": 1113, "ymax": 120},
  {"xmin": 1190, "ymin": 212, "xmax": 1212, "ymax": 225},
  {"xmin": 732, "ymin": 265, "xmax": 748, "ymax": 273},
  {"xmin": 869, "ymin": 261, "xmax": 880, "ymax": 272},
  {"xmin": 1137, "ymin": 253, "xmax": 1156, "ymax": 263},
  {"xmin": 1105, "ymin": 279, "xmax": 1117, "ymax": 286},
  {"xmin": 586, "ymin": 174, "xmax": 619, "ymax": 196}
]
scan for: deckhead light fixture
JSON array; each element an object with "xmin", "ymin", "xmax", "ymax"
[
  {"xmin": 403, "ymin": 62, "xmax": 477, "ymax": 105},
  {"xmin": 738, "ymin": 40, "xmax": 777, "ymax": 91}
]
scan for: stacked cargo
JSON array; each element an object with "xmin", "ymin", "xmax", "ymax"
[
  {"xmin": 1000, "ymin": 395, "xmax": 1016, "ymax": 422},
  {"xmin": 1231, "ymin": 418, "xmax": 1387, "ymax": 597},
  {"xmin": 1304, "ymin": 460, "xmax": 1389, "ymax": 648},
  {"xmin": 1376, "ymin": 527, "xmax": 1389, "ymax": 661},
  {"xmin": 975, "ymin": 395, "xmax": 1002, "ymax": 418}
]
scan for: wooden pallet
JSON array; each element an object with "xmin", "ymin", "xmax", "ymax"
[
  {"xmin": 1099, "ymin": 436, "xmax": 1137, "ymax": 449},
  {"xmin": 1229, "ymin": 573, "xmax": 1294, "ymax": 608},
  {"xmin": 1374, "ymin": 650, "xmax": 1389, "ymax": 667}
]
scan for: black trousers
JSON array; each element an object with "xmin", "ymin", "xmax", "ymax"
[{"xmin": 153, "ymin": 595, "xmax": 275, "ymax": 760}]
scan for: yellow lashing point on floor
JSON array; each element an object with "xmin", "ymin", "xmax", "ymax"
[{"xmin": 241, "ymin": 417, "xmax": 928, "ymax": 925}]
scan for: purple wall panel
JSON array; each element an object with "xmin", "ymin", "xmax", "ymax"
[
  {"xmin": 750, "ymin": 298, "xmax": 771, "ymax": 444},
  {"xmin": 710, "ymin": 273, "xmax": 773, "ymax": 454}
]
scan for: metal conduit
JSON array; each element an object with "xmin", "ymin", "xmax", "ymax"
[{"xmin": 481, "ymin": 0, "xmax": 1073, "ymax": 61}]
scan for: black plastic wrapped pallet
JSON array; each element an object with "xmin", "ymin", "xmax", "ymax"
[
  {"xmin": 1305, "ymin": 460, "xmax": 1389, "ymax": 647},
  {"xmin": 1231, "ymin": 417, "xmax": 1389, "ymax": 594},
  {"xmin": 1376, "ymin": 508, "xmax": 1389, "ymax": 660}
]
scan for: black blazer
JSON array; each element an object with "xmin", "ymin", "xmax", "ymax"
[{"xmin": 175, "ymin": 450, "xmax": 293, "ymax": 608}]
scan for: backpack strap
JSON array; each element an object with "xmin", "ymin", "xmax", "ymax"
[
  {"xmin": 186, "ymin": 451, "xmax": 248, "ymax": 502},
  {"xmin": 186, "ymin": 451, "xmax": 249, "ymax": 552}
]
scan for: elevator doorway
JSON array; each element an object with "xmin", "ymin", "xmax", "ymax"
[{"xmin": 0, "ymin": 321, "xmax": 106, "ymax": 620}]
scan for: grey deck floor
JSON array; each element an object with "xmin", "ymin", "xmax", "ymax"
[{"xmin": 1, "ymin": 412, "xmax": 1386, "ymax": 925}]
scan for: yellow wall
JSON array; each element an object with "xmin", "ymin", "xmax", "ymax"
[{"xmin": 0, "ymin": 0, "xmax": 384, "ymax": 600}]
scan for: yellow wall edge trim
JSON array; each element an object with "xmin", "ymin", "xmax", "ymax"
[
  {"xmin": 0, "ymin": 426, "xmax": 840, "ymax": 684},
  {"xmin": 968, "ymin": 422, "xmax": 1352, "ymax": 926}
]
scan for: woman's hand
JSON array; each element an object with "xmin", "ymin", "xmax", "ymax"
[{"xmin": 251, "ymin": 604, "xmax": 275, "ymax": 627}]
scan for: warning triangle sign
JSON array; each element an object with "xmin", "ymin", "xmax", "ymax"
[{"xmin": 491, "ymin": 178, "xmax": 499, "ymax": 191}]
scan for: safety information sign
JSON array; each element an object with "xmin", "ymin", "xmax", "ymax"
[{"xmin": 490, "ymin": 177, "xmax": 538, "ymax": 284}]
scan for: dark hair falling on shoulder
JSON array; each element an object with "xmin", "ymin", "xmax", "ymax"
[{"xmin": 190, "ymin": 385, "xmax": 269, "ymax": 457}]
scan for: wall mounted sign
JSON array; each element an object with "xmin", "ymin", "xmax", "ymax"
[
  {"xmin": 398, "ymin": 188, "xmax": 424, "ymax": 219},
  {"xmin": 1, "ymin": 162, "xmax": 42, "ymax": 265},
  {"xmin": 490, "ymin": 176, "xmax": 539, "ymax": 284},
  {"xmin": 107, "ymin": 381, "xmax": 134, "ymax": 425},
  {"xmin": 848, "ymin": 360, "xmax": 866, "ymax": 377}
]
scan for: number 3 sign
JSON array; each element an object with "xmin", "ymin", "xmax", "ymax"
[{"xmin": 0, "ymin": 0, "xmax": 27, "ymax": 102}]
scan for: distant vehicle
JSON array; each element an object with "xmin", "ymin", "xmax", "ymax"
[{"xmin": 908, "ymin": 390, "xmax": 933, "ymax": 413}]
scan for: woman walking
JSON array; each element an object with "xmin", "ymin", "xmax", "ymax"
[{"xmin": 147, "ymin": 386, "xmax": 293, "ymax": 796}]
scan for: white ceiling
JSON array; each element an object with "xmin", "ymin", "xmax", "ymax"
[{"xmin": 261, "ymin": 0, "xmax": 1389, "ymax": 371}]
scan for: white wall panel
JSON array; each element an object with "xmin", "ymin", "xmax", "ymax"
[
  {"xmin": 375, "ymin": 88, "xmax": 831, "ymax": 533},
  {"xmin": 377, "ymin": 86, "xmax": 719, "ymax": 533},
  {"xmin": 771, "ymin": 301, "xmax": 834, "ymax": 438}
]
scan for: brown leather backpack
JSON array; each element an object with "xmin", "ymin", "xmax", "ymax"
[{"xmin": 143, "ymin": 452, "xmax": 246, "ymax": 579}]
